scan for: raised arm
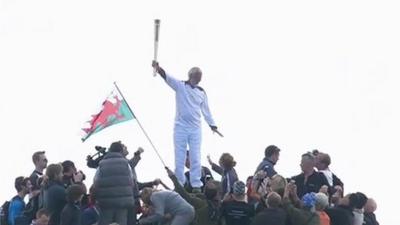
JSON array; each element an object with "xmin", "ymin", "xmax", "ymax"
[
  {"xmin": 207, "ymin": 155, "xmax": 224, "ymax": 175},
  {"xmin": 152, "ymin": 60, "xmax": 180, "ymax": 91},
  {"xmin": 165, "ymin": 167, "xmax": 204, "ymax": 209}
]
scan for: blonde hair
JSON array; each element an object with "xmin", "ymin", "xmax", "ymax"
[{"xmin": 269, "ymin": 174, "xmax": 287, "ymax": 196}]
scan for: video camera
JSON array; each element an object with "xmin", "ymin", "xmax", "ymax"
[{"xmin": 86, "ymin": 146, "xmax": 107, "ymax": 169}]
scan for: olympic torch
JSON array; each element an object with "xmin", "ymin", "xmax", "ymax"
[{"xmin": 153, "ymin": 19, "xmax": 160, "ymax": 76}]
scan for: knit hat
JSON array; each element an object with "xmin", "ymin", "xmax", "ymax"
[
  {"xmin": 233, "ymin": 181, "xmax": 246, "ymax": 196},
  {"xmin": 302, "ymin": 192, "xmax": 317, "ymax": 208}
]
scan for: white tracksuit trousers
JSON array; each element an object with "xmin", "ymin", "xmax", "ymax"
[{"xmin": 174, "ymin": 126, "xmax": 202, "ymax": 188}]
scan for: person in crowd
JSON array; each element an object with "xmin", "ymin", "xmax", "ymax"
[
  {"xmin": 291, "ymin": 152, "xmax": 330, "ymax": 198},
  {"xmin": 207, "ymin": 153, "xmax": 238, "ymax": 196},
  {"xmin": 282, "ymin": 181, "xmax": 320, "ymax": 225},
  {"xmin": 127, "ymin": 146, "xmax": 161, "ymax": 225},
  {"xmin": 314, "ymin": 150, "xmax": 344, "ymax": 193},
  {"xmin": 250, "ymin": 171, "xmax": 287, "ymax": 214},
  {"xmin": 138, "ymin": 188, "xmax": 195, "ymax": 225},
  {"xmin": 184, "ymin": 151, "xmax": 214, "ymax": 193},
  {"xmin": 81, "ymin": 186, "xmax": 99, "ymax": 225},
  {"xmin": 166, "ymin": 167, "xmax": 222, "ymax": 225},
  {"xmin": 351, "ymin": 192, "xmax": 368, "ymax": 225},
  {"xmin": 152, "ymin": 60, "xmax": 221, "ymax": 194},
  {"xmin": 251, "ymin": 191, "xmax": 286, "ymax": 225},
  {"xmin": 315, "ymin": 192, "xmax": 330, "ymax": 225},
  {"xmin": 93, "ymin": 141, "xmax": 135, "ymax": 225},
  {"xmin": 61, "ymin": 160, "xmax": 85, "ymax": 188},
  {"xmin": 325, "ymin": 193, "xmax": 355, "ymax": 225},
  {"xmin": 30, "ymin": 151, "xmax": 48, "ymax": 192},
  {"xmin": 8, "ymin": 177, "xmax": 31, "ymax": 225},
  {"xmin": 60, "ymin": 184, "xmax": 86, "ymax": 225},
  {"xmin": 28, "ymin": 151, "xmax": 48, "ymax": 219},
  {"xmin": 30, "ymin": 209, "xmax": 50, "ymax": 225},
  {"xmin": 254, "ymin": 145, "xmax": 280, "ymax": 177},
  {"xmin": 43, "ymin": 164, "xmax": 67, "ymax": 225},
  {"xmin": 220, "ymin": 181, "xmax": 255, "ymax": 225},
  {"xmin": 363, "ymin": 198, "xmax": 379, "ymax": 225}
]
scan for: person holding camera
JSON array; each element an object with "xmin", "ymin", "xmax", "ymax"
[{"xmin": 93, "ymin": 141, "xmax": 135, "ymax": 225}]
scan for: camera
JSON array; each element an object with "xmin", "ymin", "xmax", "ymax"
[{"xmin": 86, "ymin": 145, "xmax": 108, "ymax": 169}]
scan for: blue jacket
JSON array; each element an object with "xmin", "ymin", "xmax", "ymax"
[
  {"xmin": 255, "ymin": 158, "xmax": 277, "ymax": 177},
  {"xmin": 8, "ymin": 196, "xmax": 25, "ymax": 225}
]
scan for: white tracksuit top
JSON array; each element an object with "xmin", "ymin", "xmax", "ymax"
[{"xmin": 165, "ymin": 73, "xmax": 216, "ymax": 129}]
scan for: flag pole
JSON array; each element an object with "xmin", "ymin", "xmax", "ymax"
[{"xmin": 113, "ymin": 82, "xmax": 167, "ymax": 167}]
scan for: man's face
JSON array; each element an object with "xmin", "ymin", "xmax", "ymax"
[
  {"xmin": 122, "ymin": 144, "xmax": 129, "ymax": 157},
  {"xmin": 37, "ymin": 154, "xmax": 48, "ymax": 169},
  {"xmin": 68, "ymin": 166, "xmax": 77, "ymax": 177},
  {"xmin": 25, "ymin": 180, "xmax": 33, "ymax": 192},
  {"xmin": 315, "ymin": 154, "xmax": 325, "ymax": 170},
  {"xmin": 271, "ymin": 152, "xmax": 280, "ymax": 163},
  {"xmin": 300, "ymin": 157, "xmax": 314, "ymax": 173},
  {"xmin": 36, "ymin": 215, "xmax": 50, "ymax": 225},
  {"xmin": 189, "ymin": 72, "xmax": 202, "ymax": 85}
]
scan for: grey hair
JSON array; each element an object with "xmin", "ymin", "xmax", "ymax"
[
  {"xmin": 315, "ymin": 192, "xmax": 329, "ymax": 210},
  {"xmin": 188, "ymin": 67, "xmax": 202, "ymax": 76}
]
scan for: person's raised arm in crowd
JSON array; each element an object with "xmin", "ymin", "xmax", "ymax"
[
  {"xmin": 165, "ymin": 167, "xmax": 204, "ymax": 209},
  {"xmin": 207, "ymin": 155, "xmax": 223, "ymax": 175}
]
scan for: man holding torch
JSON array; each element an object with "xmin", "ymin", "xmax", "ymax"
[{"xmin": 152, "ymin": 60, "xmax": 222, "ymax": 193}]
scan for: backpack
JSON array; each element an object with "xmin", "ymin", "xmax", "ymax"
[
  {"xmin": 0, "ymin": 200, "xmax": 12, "ymax": 225},
  {"xmin": 14, "ymin": 215, "xmax": 31, "ymax": 225}
]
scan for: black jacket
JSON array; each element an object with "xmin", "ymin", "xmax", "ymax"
[
  {"xmin": 364, "ymin": 212, "xmax": 379, "ymax": 225},
  {"xmin": 291, "ymin": 170, "xmax": 330, "ymax": 198},
  {"xmin": 43, "ymin": 180, "xmax": 67, "ymax": 225},
  {"xmin": 325, "ymin": 205, "xmax": 353, "ymax": 225},
  {"xmin": 60, "ymin": 203, "xmax": 81, "ymax": 225},
  {"xmin": 94, "ymin": 152, "xmax": 135, "ymax": 209}
]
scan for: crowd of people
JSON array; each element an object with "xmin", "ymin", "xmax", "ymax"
[{"xmin": 0, "ymin": 143, "xmax": 379, "ymax": 225}]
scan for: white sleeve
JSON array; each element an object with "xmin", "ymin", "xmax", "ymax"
[
  {"xmin": 201, "ymin": 92, "xmax": 216, "ymax": 126},
  {"xmin": 165, "ymin": 73, "xmax": 181, "ymax": 91}
]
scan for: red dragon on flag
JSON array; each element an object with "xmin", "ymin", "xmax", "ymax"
[{"xmin": 81, "ymin": 91, "xmax": 135, "ymax": 142}]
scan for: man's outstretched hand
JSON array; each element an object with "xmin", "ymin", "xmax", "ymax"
[{"xmin": 210, "ymin": 125, "xmax": 224, "ymax": 137}]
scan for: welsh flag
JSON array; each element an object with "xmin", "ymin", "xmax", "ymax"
[{"xmin": 81, "ymin": 88, "xmax": 135, "ymax": 142}]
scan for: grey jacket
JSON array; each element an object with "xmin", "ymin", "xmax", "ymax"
[{"xmin": 94, "ymin": 152, "xmax": 135, "ymax": 209}]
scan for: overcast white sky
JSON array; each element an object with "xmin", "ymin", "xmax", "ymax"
[{"xmin": 1, "ymin": 0, "xmax": 399, "ymax": 224}]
